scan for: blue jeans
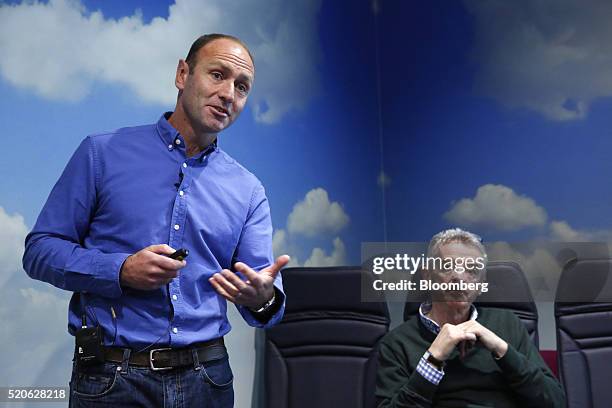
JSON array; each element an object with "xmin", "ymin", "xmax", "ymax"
[{"xmin": 69, "ymin": 355, "xmax": 234, "ymax": 407}]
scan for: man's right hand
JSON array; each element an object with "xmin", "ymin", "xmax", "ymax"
[
  {"xmin": 428, "ymin": 323, "xmax": 478, "ymax": 362},
  {"xmin": 119, "ymin": 244, "xmax": 187, "ymax": 290}
]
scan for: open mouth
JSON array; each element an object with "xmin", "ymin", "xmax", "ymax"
[{"xmin": 209, "ymin": 105, "xmax": 230, "ymax": 117}]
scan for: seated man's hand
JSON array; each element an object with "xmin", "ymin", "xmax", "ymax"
[
  {"xmin": 429, "ymin": 323, "xmax": 478, "ymax": 362},
  {"xmin": 120, "ymin": 244, "xmax": 187, "ymax": 290},
  {"xmin": 457, "ymin": 320, "xmax": 508, "ymax": 359},
  {"xmin": 209, "ymin": 255, "xmax": 290, "ymax": 310}
]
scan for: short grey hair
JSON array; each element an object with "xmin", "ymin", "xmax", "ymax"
[{"xmin": 427, "ymin": 228, "xmax": 487, "ymax": 262}]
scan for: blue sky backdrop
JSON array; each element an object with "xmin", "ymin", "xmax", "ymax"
[{"xmin": 380, "ymin": 0, "xmax": 612, "ymax": 243}]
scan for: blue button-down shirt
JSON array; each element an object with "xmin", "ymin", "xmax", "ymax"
[{"xmin": 23, "ymin": 112, "xmax": 285, "ymax": 349}]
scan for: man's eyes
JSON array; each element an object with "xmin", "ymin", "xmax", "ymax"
[
  {"xmin": 438, "ymin": 268, "xmax": 479, "ymax": 274},
  {"xmin": 209, "ymin": 71, "xmax": 250, "ymax": 95},
  {"xmin": 237, "ymin": 83, "xmax": 249, "ymax": 95}
]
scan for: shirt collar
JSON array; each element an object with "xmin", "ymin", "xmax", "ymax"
[
  {"xmin": 156, "ymin": 111, "xmax": 180, "ymax": 146},
  {"xmin": 156, "ymin": 111, "xmax": 218, "ymax": 161},
  {"xmin": 418, "ymin": 301, "xmax": 478, "ymax": 335}
]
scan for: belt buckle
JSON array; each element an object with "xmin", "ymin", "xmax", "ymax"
[{"xmin": 149, "ymin": 348, "xmax": 173, "ymax": 371}]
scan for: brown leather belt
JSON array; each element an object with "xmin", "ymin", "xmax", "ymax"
[{"xmin": 102, "ymin": 337, "xmax": 226, "ymax": 371}]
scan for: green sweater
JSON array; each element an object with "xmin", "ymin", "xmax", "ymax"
[{"xmin": 376, "ymin": 307, "xmax": 565, "ymax": 408}]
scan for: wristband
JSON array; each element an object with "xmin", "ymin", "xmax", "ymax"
[
  {"xmin": 425, "ymin": 350, "xmax": 446, "ymax": 370},
  {"xmin": 250, "ymin": 291, "xmax": 276, "ymax": 313}
]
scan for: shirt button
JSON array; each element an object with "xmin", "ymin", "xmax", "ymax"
[
  {"xmin": 174, "ymin": 224, "xmax": 180, "ymax": 230},
  {"xmin": 168, "ymin": 144, "xmax": 173, "ymax": 150},
  {"xmin": 182, "ymin": 162, "xmax": 187, "ymax": 168},
  {"xmin": 179, "ymin": 190, "xmax": 185, "ymax": 196},
  {"xmin": 172, "ymin": 327, "xmax": 178, "ymax": 334},
  {"xmin": 172, "ymin": 294, "xmax": 178, "ymax": 301},
  {"xmin": 175, "ymin": 139, "xmax": 181, "ymax": 145}
]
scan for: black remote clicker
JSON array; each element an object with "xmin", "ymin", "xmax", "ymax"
[{"xmin": 167, "ymin": 248, "xmax": 189, "ymax": 261}]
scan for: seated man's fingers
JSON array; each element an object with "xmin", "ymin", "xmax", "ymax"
[
  {"xmin": 464, "ymin": 332, "xmax": 477, "ymax": 342},
  {"xmin": 457, "ymin": 320, "xmax": 475, "ymax": 330},
  {"xmin": 209, "ymin": 278, "xmax": 237, "ymax": 303}
]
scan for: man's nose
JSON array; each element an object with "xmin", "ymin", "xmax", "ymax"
[
  {"xmin": 218, "ymin": 81, "xmax": 234, "ymax": 104},
  {"xmin": 450, "ymin": 269, "xmax": 463, "ymax": 282}
]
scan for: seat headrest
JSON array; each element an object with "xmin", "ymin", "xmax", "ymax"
[
  {"xmin": 555, "ymin": 258, "xmax": 612, "ymax": 315},
  {"xmin": 280, "ymin": 266, "xmax": 389, "ymax": 318}
]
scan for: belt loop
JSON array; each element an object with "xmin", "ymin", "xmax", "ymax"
[
  {"xmin": 192, "ymin": 348, "xmax": 201, "ymax": 371},
  {"xmin": 120, "ymin": 348, "xmax": 131, "ymax": 373}
]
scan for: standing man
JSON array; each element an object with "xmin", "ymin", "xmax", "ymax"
[{"xmin": 23, "ymin": 33, "xmax": 288, "ymax": 407}]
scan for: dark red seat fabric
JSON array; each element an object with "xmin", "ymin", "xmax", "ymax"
[{"xmin": 539, "ymin": 350, "xmax": 558, "ymax": 377}]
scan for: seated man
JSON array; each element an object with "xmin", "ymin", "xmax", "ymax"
[{"xmin": 376, "ymin": 228, "xmax": 565, "ymax": 408}]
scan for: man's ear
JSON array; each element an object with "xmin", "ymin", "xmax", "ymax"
[{"xmin": 175, "ymin": 59, "xmax": 189, "ymax": 91}]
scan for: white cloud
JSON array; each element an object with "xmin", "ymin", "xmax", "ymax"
[
  {"xmin": 377, "ymin": 170, "xmax": 391, "ymax": 189},
  {"xmin": 0, "ymin": 207, "xmax": 29, "ymax": 288},
  {"xmin": 444, "ymin": 184, "xmax": 547, "ymax": 231},
  {"xmin": 0, "ymin": 0, "xmax": 321, "ymax": 124},
  {"xmin": 0, "ymin": 207, "xmax": 72, "ymax": 388},
  {"xmin": 272, "ymin": 229, "xmax": 289, "ymax": 257},
  {"xmin": 0, "ymin": 285, "xmax": 71, "ymax": 388},
  {"xmin": 304, "ymin": 237, "xmax": 347, "ymax": 267},
  {"xmin": 465, "ymin": 0, "xmax": 612, "ymax": 121},
  {"xmin": 486, "ymin": 242, "xmax": 561, "ymax": 299},
  {"xmin": 287, "ymin": 188, "xmax": 350, "ymax": 237},
  {"xmin": 550, "ymin": 219, "xmax": 612, "ymax": 242},
  {"xmin": 550, "ymin": 220, "xmax": 584, "ymax": 241},
  {"xmin": 274, "ymin": 188, "xmax": 352, "ymax": 267},
  {"xmin": 271, "ymin": 229, "xmax": 300, "ymax": 266}
]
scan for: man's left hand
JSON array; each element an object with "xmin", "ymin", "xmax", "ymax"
[
  {"xmin": 209, "ymin": 255, "xmax": 290, "ymax": 310},
  {"xmin": 457, "ymin": 320, "xmax": 508, "ymax": 359}
]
